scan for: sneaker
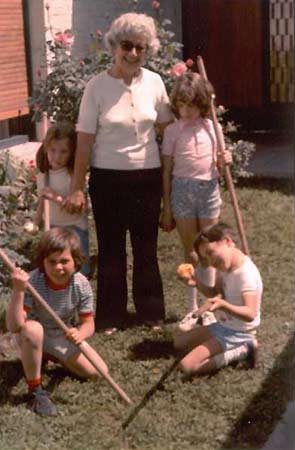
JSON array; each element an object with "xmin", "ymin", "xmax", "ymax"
[
  {"xmin": 145, "ymin": 320, "xmax": 164, "ymax": 331},
  {"xmin": 201, "ymin": 311, "xmax": 216, "ymax": 326},
  {"xmin": 246, "ymin": 338, "xmax": 259, "ymax": 369},
  {"xmin": 104, "ymin": 327, "xmax": 118, "ymax": 336},
  {"xmin": 213, "ymin": 338, "xmax": 259, "ymax": 370},
  {"xmin": 177, "ymin": 310, "xmax": 201, "ymax": 332},
  {"xmin": 28, "ymin": 386, "xmax": 57, "ymax": 417}
]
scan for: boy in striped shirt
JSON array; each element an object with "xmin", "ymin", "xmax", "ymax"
[{"xmin": 6, "ymin": 227, "xmax": 108, "ymax": 417}]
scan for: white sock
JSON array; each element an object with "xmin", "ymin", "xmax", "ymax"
[
  {"xmin": 197, "ymin": 265, "xmax": 216, "ymax": 287},
  {"xmin": 187, "ymin": 285, "xmax": 198, "ymax": 313},
  {"xmin": 213, "ymin": 344, "xmax": 249, "ymax": 369}
]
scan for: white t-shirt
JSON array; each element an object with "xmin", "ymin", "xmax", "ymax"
[
  {"xmin": 37, "ymin": 168, "xmax": 88, "ymax": 230},
  {"xmin": 76, "ymin": 68, "xmax": 173, "ymax": 170},
  {"xmin": 199, "ymin": 256, "xmax": 263, "ymax": 332}
]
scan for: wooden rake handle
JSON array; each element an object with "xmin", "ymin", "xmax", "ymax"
[
  {"xmin": 0, "ymin": 247, "xmax": 132, "ymax": 405},
  {"xmin": 196, "ymin": 56, "xmax": 250, "ymax": 256},
  {"xmin": 122, "ymin": 300, "xmax": 213, "ymax": 429},
  {"xmin": 43, "ymin": 199, "xmax": 50, "ymax": 232}
]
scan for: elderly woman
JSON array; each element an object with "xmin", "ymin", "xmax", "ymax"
[{"xmin": 64, "ymin": 13, "xmax": 174, "ymax": 333}]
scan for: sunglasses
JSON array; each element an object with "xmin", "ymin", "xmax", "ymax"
[{"xmin": 120, "ymin": 40, "xmax": 147, "ymax": 54}]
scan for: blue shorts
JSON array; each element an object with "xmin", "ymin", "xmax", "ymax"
[
  {"xmin": 171, "ymin": 177, "xmax": 221, "ymax": 219},
  {"xmin": 207, "ymin": 322, "xmax": 256, "ymax": 351}
]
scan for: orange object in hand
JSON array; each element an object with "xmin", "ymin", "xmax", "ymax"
[{"xmin": 176, "ymin": 263, "xmax": 194, "ymax": 280}]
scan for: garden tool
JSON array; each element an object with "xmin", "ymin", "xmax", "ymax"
[
  {"xmin": 122, "ymin": 300, "xmax": 212, "ymax": 429},
  {"xmin": 0, "ymin": 247, "xmax": 132, "ymax": 406},
  {"xmin": 197, "ymin": 56, "xmax": 249, "ymax": 256},
  {"xmin": 43, "ymin": 172, "xmax": 50, "ymax": 231}
]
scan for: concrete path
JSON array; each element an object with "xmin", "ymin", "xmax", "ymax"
[
  {"xmin": 247, "ymin": 134, "xmax": 293, "ymax": 180},
  {"xmin": 249, "ymin": 134, "xmax": 294, "ymax": 450},
  {"xmin": 260, "ymin": 400, "xmax": 295, "ymax": 450}
]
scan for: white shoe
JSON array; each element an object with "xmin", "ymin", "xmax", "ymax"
[
  {"xmin": 201, "ymin": 311, "xmax": 216, "ymax": 326},
  {"xmin": 177, "ymin": 310, "xmax": 200, "ymax": 332}
]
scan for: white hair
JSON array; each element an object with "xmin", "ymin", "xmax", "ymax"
[{"xmin": 104, "ymin": 13, "xmax": 160, "ymax": 56}]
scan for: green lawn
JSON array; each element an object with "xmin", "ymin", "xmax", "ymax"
[{"xmin": 0, "ymin": 178, "xmax": 294, "ymax": 450}]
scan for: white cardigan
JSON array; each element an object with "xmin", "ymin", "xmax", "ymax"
[{"xmin": 76, "ymin": 68, "xmax": 173, "ymax": 170}]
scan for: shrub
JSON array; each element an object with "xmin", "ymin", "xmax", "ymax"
[
  {"xmin": 0, "ymin": 152, "xmax": 40, "ymax": 297},
  {"xmin": 28, "ymin": 1, "xmax": 255, "ymax": 182}
]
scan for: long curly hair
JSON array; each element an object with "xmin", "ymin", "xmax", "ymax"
[
  {"xmin": 36, "ymin": 122, "xmax": 77, "ymax": 174},
  {"xmin": 170, "ymin": 72, "xmax": 214, "ymax": 119}
]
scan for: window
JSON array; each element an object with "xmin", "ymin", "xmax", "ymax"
[{"xmin": 0, "ymin": 0, "xmax": 29, "ymax": 120}]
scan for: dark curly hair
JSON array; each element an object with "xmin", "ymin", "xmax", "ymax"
[
  {"xmin": 193, "ymin": 222, "xmax": 238, "ymax": 258},
  {"xmin": 36, "ymin": 122, "xmax": 77, "ymax": 173},
  {"xmin": 170, "ymin": 72, "xmax": 214, "ymax": 119},
  {"xmin": 35, "ymin": 227, "xmax": 85, "ymax": 273}
]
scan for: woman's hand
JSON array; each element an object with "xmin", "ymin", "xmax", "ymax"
[
  {"xmin": 62, "ymin": 190, "xmax": 86, "ymax": 214},
  {"xmin": 159, "ymin": 207, "xmax": 176, "ymax": 232}
]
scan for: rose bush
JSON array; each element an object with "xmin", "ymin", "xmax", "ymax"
[
  {"xmin": 28, "ymin": 1, "xmax": 255, "ymax": 180},
  {"xmin": 0, "ymin": 153, "xmax": 40, "ymax": 297}
]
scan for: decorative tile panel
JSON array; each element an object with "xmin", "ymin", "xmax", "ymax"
[{"xmin": 269, "ymin": 0, "xmax": 294, "ymax": 102}]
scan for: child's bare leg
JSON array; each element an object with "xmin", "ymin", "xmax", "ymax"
[
  {"xmin": 175, "ymin": 217, "xmax": 199, "ymax": 312},
  {"xmin": 18, "ymin": 320, "xmax": 44, "ymax": 380},
  {"xmin": 174, "ymin": 325, "xmax": 214, "ymax": 353},
  {"xmin": 63, "ymin": 341, "xmax": 109, "ymax": 379},
  {"xmin": 179, "ymin": 336, "xmax": 223, "ymax": 376},
  {"xmin": 198, "ymin": 218, "xmax": 218, "ymax": 286}
]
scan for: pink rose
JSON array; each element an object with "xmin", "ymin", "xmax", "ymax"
[
  {"xmin": 168, "ymin": 61, "xmax": 188, "ymax": 77},
  {"xmin": 54, "ymin": 31, "xmax": 74, "ymax": 46},
  {"xmin": 185, "ymin": 58, "xmax": 194, "ymax": 67},
  {"xmin": 152, "ymin": 1, "xmax": 160, "ymax": 9}
]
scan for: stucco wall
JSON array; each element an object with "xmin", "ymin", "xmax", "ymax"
[
  {"xmin": 71, "ymin": 0, "xmax": 182, "ymax": 57},
  {"xmin": 28, "ymin": 0, "xmax": 182, "ymax": 62}
]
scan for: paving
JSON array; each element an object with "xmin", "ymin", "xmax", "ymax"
[
  {"xmin": 261, "ymin": 400, "xmax": 295, "ymax": 450},
  {"xmin": 247, "ymin": 133, "xmax": 294, "ymax": 450},
  {"xmin": 246, "ymin": 133, "xmax": 293, "ymax": 180}
]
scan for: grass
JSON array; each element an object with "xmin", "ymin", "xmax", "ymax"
[{"xmin": 0, "ymin": 178, "xmax": 294, "ymax": 450}]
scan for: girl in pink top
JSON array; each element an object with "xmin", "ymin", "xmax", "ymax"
[{"xmin": 161, "ymin": 72, "xmax": 231, "ymax": 326}]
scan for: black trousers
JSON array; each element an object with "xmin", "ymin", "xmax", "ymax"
[{"xmin": 89, "ymin": 167, "xmax": 165, "ymax": 328}]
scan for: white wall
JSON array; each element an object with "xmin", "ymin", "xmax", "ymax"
[{"xmin": 28, "ymin": 0, "xmax": 182, "ymax": 60}]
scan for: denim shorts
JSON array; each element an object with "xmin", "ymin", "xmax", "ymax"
[
  {"xmin": 171, "ymin": 177, "xmax": 221, "ymax": 219},
  {"xmin": 207, "ymin": 322, "xmax": 256, "ymax": 351}
]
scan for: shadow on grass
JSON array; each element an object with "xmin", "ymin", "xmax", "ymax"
[
  {"xmin": 237, "ymin": 177, "xmax": 294, "ymax": 195},
  {"xmin": 0, "ymin": 359, "xmax": 25, "ymax": 405},
  {"xmin": 220, "ymin": 331, "xmax": 295, "ymax": 449},
  {"xmin": 128, "ymin": 338, "xmax": 176, "ymax": 361},
  {"xmin": 0, "ymin": 359, "xmax": 84, "ymax": 407}
]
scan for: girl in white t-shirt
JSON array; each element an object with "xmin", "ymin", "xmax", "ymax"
[
  {"xmin": 174, "ymin": 222, "xmax": 263, "ymax": 376},
  {"xmin": 161, "ymin": 72, "xmax": 231, "ymax": 326},
  {"xmin": 35, "ymin": 123, "xmax": 90, "ymax": 277}
]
